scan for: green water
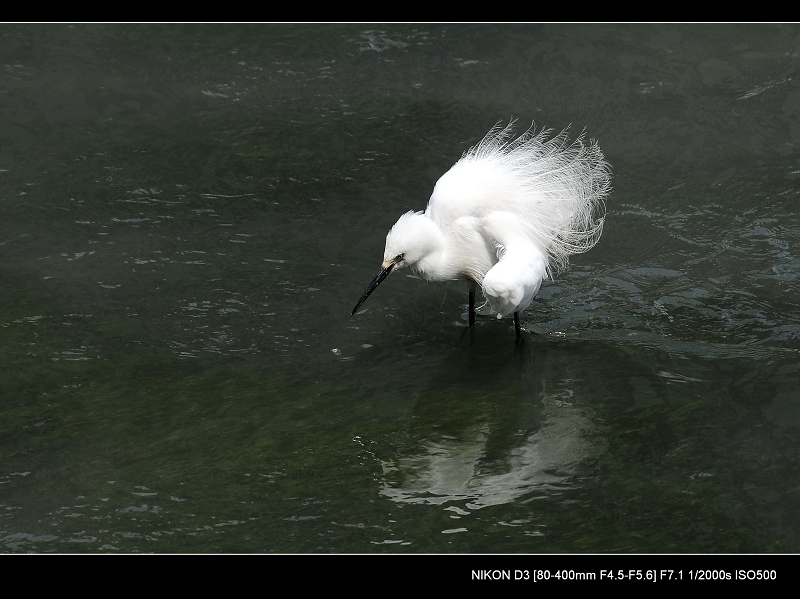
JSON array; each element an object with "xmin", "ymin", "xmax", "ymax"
[{"xmin": 1, "ymin": 23, "xmax": 799, "ymax": 553}]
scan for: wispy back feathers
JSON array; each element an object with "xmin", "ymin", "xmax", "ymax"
[{"xmin": 429, "ymin": 121, "xmax": 611, "ymax": 278}]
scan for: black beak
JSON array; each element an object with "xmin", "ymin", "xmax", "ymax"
[{"xmin": 351, "ymin": 262, "xmax": 395, "ymax": 315}]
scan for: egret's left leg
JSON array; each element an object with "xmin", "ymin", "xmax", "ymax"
[
  {"xmin": 468, "ymin": 286, "xmax": 476, "ymax": 326},
  {"xmin": 514, "ymin": 312, "xmax": 524, "ymax": 345}
]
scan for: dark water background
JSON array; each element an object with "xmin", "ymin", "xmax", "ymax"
[{"xmin": 1, "ymin": 23, "xmax": 799, "ymax": 553}]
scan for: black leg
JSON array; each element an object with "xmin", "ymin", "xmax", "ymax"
[
  {"xmin": 468, "ymin": 288, "xmax": 476, "ymax": 326},
  {"xmin": 514, "ymin": 312, "xmax": 524, "ymax": 345}
]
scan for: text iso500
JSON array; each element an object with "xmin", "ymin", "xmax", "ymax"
[{"xmin": 736, "ymin": 570, "xmax": 776, "ymax": 581}]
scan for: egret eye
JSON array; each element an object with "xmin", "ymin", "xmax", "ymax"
[{"xmin": 396, "ymin": 254, "xmax": 404, "ymax": 262}]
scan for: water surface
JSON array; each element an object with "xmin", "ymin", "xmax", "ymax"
[{"xmin": 1, "ymin": 23, "xmax": 799, "ymax": 553}]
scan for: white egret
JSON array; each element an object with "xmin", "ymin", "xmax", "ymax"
[{"xmin": 351, "ymin": 120, "xmax": 611, "ymax": 344}]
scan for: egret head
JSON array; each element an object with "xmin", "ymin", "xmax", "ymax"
[
  {"xmin": 383, "ymin": 211, "xmax": 442, "ymax": 269},
  {"xmin": 351, "ymin": 211, "xmax": 442, "ymax": 316}
]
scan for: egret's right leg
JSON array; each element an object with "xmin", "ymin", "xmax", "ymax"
[{"xmin": 514, "ymin": 312, "xmax": 524, "ymax": 345}]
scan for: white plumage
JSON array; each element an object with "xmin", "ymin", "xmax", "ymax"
[{"xmin": 352, "ymin": 120, "xmax": 611, "ymax": 343}]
